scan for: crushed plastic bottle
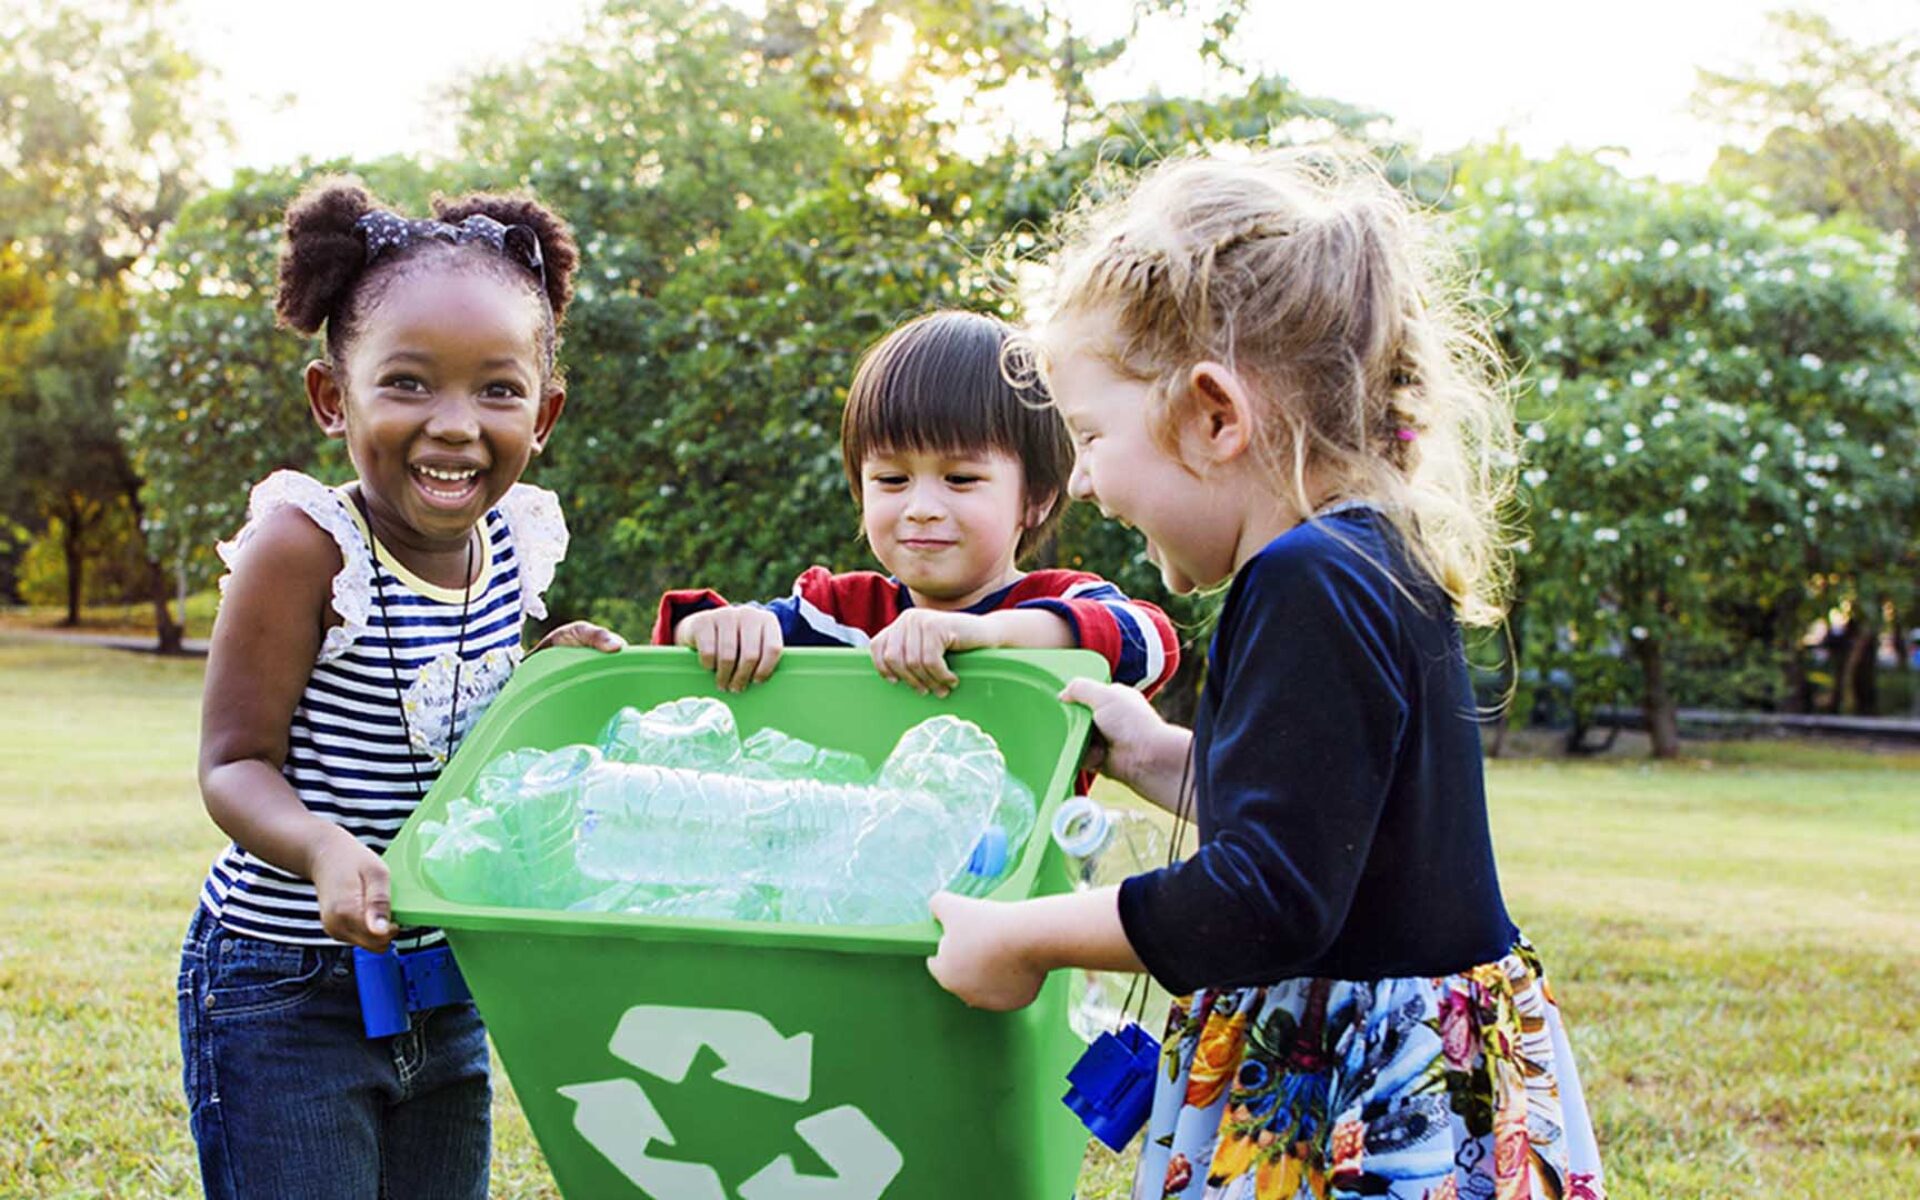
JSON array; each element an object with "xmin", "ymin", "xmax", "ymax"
[
  {"xmin": 950, "ymin": 777, "xmax": 1036, "ymax": 897},
  {"xmin": 877, "ymin": 716, "xmax": 1008, "ymax": 804},
  {"xmin": 1050, "ymin": 795, "xmax": 1169, "ymax": 1041},
  {"xmin": 738, "ymin": 727, "xmax": 872, "ymax": 784},
  {"xmin": 417, "ymin": 796, "xmax": 510, "ymax": 903},
  {"xmin": 420, "ymin": 702, "xmax": 1036, "ymax": 925},
  {"xmin": 418, "ymin": 745, "xmax": 599, "ymax": 909},
  {"xmin": 575, "ymin": 767, "xmax": 871, "ymax": 890},
  {"xmin": 597, "ymin": 698, "xmax": 741, "ymax": 769},
  {"xmin": 574, "ymin": 714, "xmax": 1006, "ymax": 923}
]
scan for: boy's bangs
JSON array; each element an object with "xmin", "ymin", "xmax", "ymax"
[
  {"xmin": 852, "ymin": 365, "xmax": 1026, "ymax": 464},
  {"xmin": 844, "ymin": 313, "xmax": 1033, "ymax": 468}
]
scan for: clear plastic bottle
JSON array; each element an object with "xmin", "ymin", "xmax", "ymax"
[
  {"xmin": 419, "ymin": 745, "xmax": 599, "ymax": 908},
  {"xmin": 597, "ymin": 698, "xmax": 742, "ymax": 769},
  {"xmin": 1050, "ymin": 795, "xmax": 1169, "ymax": 1042},
  {"xmin": 417, "ymin": 796, "xmax": 509, "ymax": 903},
  {"xmin": 738, "ymin": 727, "xmax": 872, "ymax": 784},
  {"xmin": 575, "ymin": 765, "xmax": 874, "ymax": 890},
  {"xmin": 434, "ymin": 710, "xmax": 1016, "ymax": 924},
  {"xmin": 949, "ymin": 777, "xmax": 1038, "ymax": 898},
  {"xmin": 494, "ymin": 744, "xmax": 601, "ymax": 908},
  {"xmin": 571, "ymin": 714, "xmax": 1007, "ymax": 923}
]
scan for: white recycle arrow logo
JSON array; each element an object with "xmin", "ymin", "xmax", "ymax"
[{"xmin": 557, "ymin": 1005, "xmax": 904, "ymax": 1200}]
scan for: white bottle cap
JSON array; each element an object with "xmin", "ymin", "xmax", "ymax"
[{"xmin": 1050, "ymin": 795, "xmax": 1112, "ymax": 860}]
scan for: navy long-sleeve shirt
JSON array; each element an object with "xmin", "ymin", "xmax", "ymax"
[{"xmin": 1117, "ymin": 508, "xmax": 1516, "ymax": 994}]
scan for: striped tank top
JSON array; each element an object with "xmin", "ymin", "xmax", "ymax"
[{"xmin": 198, "ymin": 470, "xmax": 569, "ymax": 947}]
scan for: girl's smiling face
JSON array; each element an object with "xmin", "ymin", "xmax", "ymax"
[
  {"xmin": 309, "ymin": 267, "xmax": 562, "ymax": 560},
  {"xmin": 1045, "ymin": 311, "xmax": 1259, "ymax": 594},
  {"xmin": 860, "ymin": 446, "xmax": 1044, "ymax": 610}
]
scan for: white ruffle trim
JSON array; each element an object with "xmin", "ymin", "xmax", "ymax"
[
  {"xmin": 495, "ymin": 482, "xmax": 569, "ymax": 621},
  {"xmin": 216, "ymin": 471, "xmax": 374, "ymax": 664}
]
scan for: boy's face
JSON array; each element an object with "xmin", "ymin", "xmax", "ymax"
[{"xmin": 860, "ymin": 446, "xmax": 1035, "ymax": 610}]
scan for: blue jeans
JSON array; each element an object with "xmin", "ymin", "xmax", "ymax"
[{"xmin": 176, "ymin": 906, "xmax": 491, "ymax": 1200}]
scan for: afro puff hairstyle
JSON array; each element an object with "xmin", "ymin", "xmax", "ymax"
[{"xmin": 274, "ymin": 176, "xmax": 580, "ymax": 376}]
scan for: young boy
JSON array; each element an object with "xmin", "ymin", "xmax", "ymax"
[{"xmin": 652, "ymin": 310, "xmax": 1178, "ymax": 701}]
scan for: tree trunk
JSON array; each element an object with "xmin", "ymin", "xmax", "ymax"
[
  {"xmin": 62, "ymin": 510, "xmax": 84, "ymax": 626},
  {"xmin": 1634, "ymin": 636, "xmax": 1681, "ymax": 759},
  {"xmin": 1782, "ymin": 636, "xmax": 1811, "ymax": 714},
  {"xmin": 1840, "ymin": 607, "xmax": 1878, "ymax": 716},
  {"xmin": 127, "ymin": 485, "xmax": 184, "ymax": 655},
  {"xmin": 1765, "ymin": 595, "xmax": 1806, "ymax": 713}
]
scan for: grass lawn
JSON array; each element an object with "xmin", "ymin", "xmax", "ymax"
[{"xmin": 3, "ymin": 635, "xmax": 1916, "ymax": 1198}]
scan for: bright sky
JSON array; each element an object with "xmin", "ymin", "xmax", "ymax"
[{"xmin": 177, "ymin": 0, "xmax": 1913, "ymax": 185}]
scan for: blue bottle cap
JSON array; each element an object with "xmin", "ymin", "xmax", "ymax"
[
  {"xmin": 1061, "ymin": 1021, "xmax": 1159, "ymax": 1151},
  {"xmin": 965, "ymin": 826, "xmax": 1009, "ymax": 878}
]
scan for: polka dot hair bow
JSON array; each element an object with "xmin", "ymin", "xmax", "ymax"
[{"xmin": 352, "ymin": 210, "xmax": 547, "ymax": 295}]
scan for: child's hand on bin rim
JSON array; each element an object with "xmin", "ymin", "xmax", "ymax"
[
  {"xmin": 1059, "ymin": 678, "xmax": 1191, "ymax": 799},
  {"xmin": 675, "ymin": 605, "xmax": 784, "ymax": 692},
  {"xmin": 310, "ymin": 831, "xmax": 395, "ymax": 954},
  {"xmin": 925, "ymin": 892, "xmax": 1047, "ymax": 1011},
  {"xmin": 868, "ymin": 608, "xmax": 988, "ymax": 698},
  {"xmin": 530, "ymin": 621, "xmax": 628, "ymax": 655}
]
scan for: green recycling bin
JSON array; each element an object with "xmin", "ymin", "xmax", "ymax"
[{"xmin": 383, "ymin": 646, "xmax": 1108, "ymax": 1200}]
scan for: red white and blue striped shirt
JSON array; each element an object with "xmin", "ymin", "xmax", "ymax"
[{"xmin": 653, "ymin": 566, "xmax": 1179, "ymax": 694}]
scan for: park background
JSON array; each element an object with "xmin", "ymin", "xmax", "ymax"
[{"xmin": 2, "ymin": 0, "xmax": 1917, "ymax": 1196}]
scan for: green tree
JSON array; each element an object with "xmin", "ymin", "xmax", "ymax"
[
  {"xmin": 1696, "ymin": 10, "xmax": 1920, "ymax": 705},
  {"xmin": 1697, "ymin": 10, "xmax": 1920, "ymax": 295},
  {"xmin": 3, "ymin": 279, "xmax": 137, "ymax": 624},
  {"xmin": 1458, "ymin": 148, "xmax": 1920, "ymax": 754},
  {"xmin": 0, "ymin": 0, "xmax": 214, "ymax": 645}
]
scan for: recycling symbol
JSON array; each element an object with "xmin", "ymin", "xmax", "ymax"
[{"xmin": 558, "ymin": 1005, "xmax": 904, "ymax": 1199}]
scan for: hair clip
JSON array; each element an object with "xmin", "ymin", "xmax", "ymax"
[{"xmin": 353, "ymin": 211, "xmax": 548, "ymax": 296}]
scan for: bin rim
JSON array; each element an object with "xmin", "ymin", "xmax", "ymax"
[{"xmin": 385, "ymin": 644, "xmax": 1105, "ymax": 955}]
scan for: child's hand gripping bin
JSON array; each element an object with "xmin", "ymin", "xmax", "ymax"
[{"xmin": 380, "ymin": 646, "xmax": 1109, "ymax": 1200}]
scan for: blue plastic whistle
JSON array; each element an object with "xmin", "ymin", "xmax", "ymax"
[
  {"xmin": 353, "ymin": 944, "xmax": 472, "ymax": 1038},
  {"xmin": 1062, "ymin": 1021, "xmax": 1160, "ymax": 1151}
]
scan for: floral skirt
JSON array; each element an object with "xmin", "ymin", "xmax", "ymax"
[{"xmin": 1132, "ymin": 942, "xmax": 1605, "ymax": 1200}]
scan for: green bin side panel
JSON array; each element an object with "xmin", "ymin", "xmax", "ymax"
[
  {"xmin": 452, "ymin": 927, "xmax": 1085, "ymax": 1199},
  {"xmin": 384, "ymin": 647, "xmax": 1108, "ymax": 1200}
]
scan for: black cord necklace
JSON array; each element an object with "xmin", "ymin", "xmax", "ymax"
[{"xmin": 351, "ymin": 488, "xmax": 476, "ymax": 795}]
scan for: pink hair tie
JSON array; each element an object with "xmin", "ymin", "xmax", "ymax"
[{"xmin": 1394, "ymin": 428, "xmax": 1418, "ymax": 442}]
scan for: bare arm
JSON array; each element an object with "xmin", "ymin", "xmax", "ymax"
[
  {"xmin": 968, "ymin": 609, "xmax": 1077, "ymax": 649},
  {"xmin": 198, "ymin": 507, "xmax": 395, "ymax": 951},
  {"xmin": 927, "ymin": 887, "xmax": 1144, "ymax": 1011}
]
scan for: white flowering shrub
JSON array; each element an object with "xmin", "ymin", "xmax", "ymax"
[{"xmin": 1457, "ymin": 148, "xmax": 1920, "ymax": 746}]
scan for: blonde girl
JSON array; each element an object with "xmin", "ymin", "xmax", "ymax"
[{"xmin": 927, "ymin": 148, "xmax": 1605, "ymax": 1200}]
